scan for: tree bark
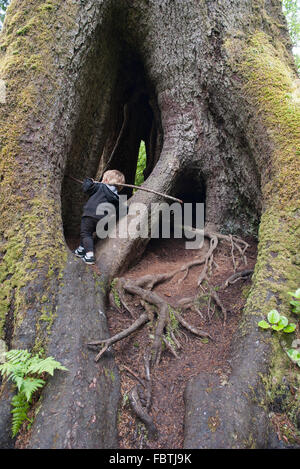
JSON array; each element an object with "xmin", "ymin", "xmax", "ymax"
[{"xmin": 0, "ymin": 0, "xmax": 299, "ymax": 448}]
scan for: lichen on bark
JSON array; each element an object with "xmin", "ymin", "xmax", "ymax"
[{"xmin": 0, "ymin": 0, "xmax": 79, "ymax": 342}]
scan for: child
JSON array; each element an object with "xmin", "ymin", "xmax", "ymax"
[{"xmin": 74, "ymin": 169, "xmax": 125, "ymax": 264}]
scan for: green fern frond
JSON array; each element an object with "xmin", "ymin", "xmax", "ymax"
[
  {"xmin": 5, "ymin": 349, "xmax": 32, "ymax": 364},
  {"xmin": 0, "ymin": 349, "xmax": 68, "ymax": 437},
  {"xmin": 11, "ymin": 393, "xmax": 30, "ymax": 437},
  {"xmin": 22, "ymin": 378, "xmax": 45, "ymax": 401},
  {"xmin": 27, "ymin": 356, "xmax": 68, "ymax": 376}
]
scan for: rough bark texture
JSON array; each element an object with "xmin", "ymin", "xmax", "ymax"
[{"xmin": 0, "ymin": 0, "xmax": 299, "ymax": 448}]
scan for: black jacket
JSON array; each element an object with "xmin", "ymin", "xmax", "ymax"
[{"xmin": 82, "ymin": 178, "xmax": 120, "ymax": 220}]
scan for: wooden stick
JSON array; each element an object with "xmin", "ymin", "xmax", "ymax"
[
  {"xmin": 65, "ymin": 174, "xmax": 183, "ymax": 204},
  {"xmin": 118, "ymin": 182, "xmax": 183, "ymax": 204},
  {"xmin": 101, "ymin": 103, "xmax": 129, "ymax": 178}
]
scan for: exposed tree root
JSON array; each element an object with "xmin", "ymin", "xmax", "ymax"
[
  {"xmin": 128, "ymin": 385, "xmax": 159, "ymax": 440},
  {"xmin": 87, "ymin": 228, "xmax": 250, "ymax": 439},
  {"xmin": 174, "ymin": 226, "xmax": 249, "ymax": 285},
  {"xmin": 120, "ymin": 353, "xmax": 157, "ymax": 440},
  {"xmin": 143, "ymin": 352, "xmax": 152, "ymax": 412},
  {"xmin": 88, "ymin": 228, "xmax": 248, "ymax": 362},
  {"xmin": 87, "ymin": 312, "xmax": 149, "ymax": 362},
  {"xmin": 223, "ymin": 269, "xmax": 254, "ymax": 288}
]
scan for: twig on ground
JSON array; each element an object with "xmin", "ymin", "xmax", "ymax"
[{"xmin": 120, "ymin": 365, "xmax": 146, "ymax": 389}]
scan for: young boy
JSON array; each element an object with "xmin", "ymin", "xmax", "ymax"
[{"xmin": 74, "ymin": 169, "xmax": 125, "ymax": 265}]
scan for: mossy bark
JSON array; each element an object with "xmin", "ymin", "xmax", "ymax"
[
  {"xmin": 0, "ymin": 0, "xmax": 299, "ymax": 448},
  {"xmin": 0, "ymin": 0, "xmax": 121, "ymax": 448}
]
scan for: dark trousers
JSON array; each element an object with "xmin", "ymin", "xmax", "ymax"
[{"xmin": 80, "ymin": 216, "xmax": 98, "ymax": 253}]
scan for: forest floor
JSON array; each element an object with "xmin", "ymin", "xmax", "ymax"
[
  {"xmin": 14, "ymin": 232, "xmax": 300, "ymax": 449},
  {"xmin": 103, "ymin": 234, "xmax": 258, "ymax": 449}
]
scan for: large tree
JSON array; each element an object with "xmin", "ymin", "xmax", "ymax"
[{"xmin": 0, "ymin": 0, "xmax": 299, "ymax": 448}]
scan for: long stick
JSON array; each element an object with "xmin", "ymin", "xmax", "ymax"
[
  {"xmin": 100, "ymin": 103, "xmax": 129, "ymax": 178},
  {"xmin": 66, "ymin": 174, "xmax": 183, "ymax": 204}
]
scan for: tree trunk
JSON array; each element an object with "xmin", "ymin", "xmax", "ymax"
[{"xmin": 0, "ymin": 0, "xmax": 299, "ymax": 448}]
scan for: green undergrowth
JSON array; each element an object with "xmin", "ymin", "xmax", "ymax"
[{"xmin": 0, "ymin": 349, "xmax": 67, "ymax": 436}]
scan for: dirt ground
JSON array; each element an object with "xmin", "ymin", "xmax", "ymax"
[
  {"xmin": 13, "ymin": 232, "xmax": 300, "ymax": 449},
  {"xmin": 104, "ymin": 234, "xmax": 258, "ymax": 449},
  {"xmin": 14, "ymin": 232, "xmax": 257, "ymax": 449}
]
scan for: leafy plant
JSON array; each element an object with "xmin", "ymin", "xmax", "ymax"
[
  {"xmin": 282, "ymin": 0, "xmax": 300, "ymax": 73},
  {"xmin": 258, "ymin": 309, "xmax": 296, "ymax": 333},
  {"xmin": 287, "ymin": 348, "xmax": 300, "ymax": 367},
  {"xmin": 0, "ymin": 0, "xmax": 9, "ymax": 27},
  {"xmin": 287, "ymin": 288, "xmax": 300, "ymax": 315},
  {"xmin": 0, "ymin": 349, "xmax": 67, "ymax": 436},
  {"xmin": 134, "ymin": 141, "xmax": 146, "ymax": 189}
]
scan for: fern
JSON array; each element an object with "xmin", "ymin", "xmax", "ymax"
[
  {"xmin": 0, "ymin": 349, "xmax": 67, "ymax": 437},
  {"xmin": 11, "ymin": 393, "xmax": 30, "ymax": 437}
]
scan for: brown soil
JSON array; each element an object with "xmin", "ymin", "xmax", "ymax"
[
  {"xmin": 13, "ymin": 233, "xmax": 257, "ymax": 449},
  {"xmin": 104, "ymin": 235, "xmax": 258, "ymax": 449}
]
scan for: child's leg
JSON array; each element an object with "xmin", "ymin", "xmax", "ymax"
[
  {"xmin": 74, "ymin": 233, "xmax": 85, "ymax": 257},
  {"xmin": 79, "ymin": 216, "xmax": 97, "ymax": 263}
]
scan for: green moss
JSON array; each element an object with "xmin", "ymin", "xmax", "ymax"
[
  {"xmin": 0, "ymin": 1, "xmax": 79, "ymax": 347},
  {"xmin": 0, "ymin": 2, "xmax": 78, "ymax": 340},
  {"xmin": 16, "ymin": 23, "xmax": 32, "ymax": 36},
  {"xmin": 224, "ymin": 31, "xmax": 300, "ymax": 315},
  {"xmin": 39, "ymin": 2, "xmax": 55, "ymax": 13},
  {"xmin": 103, "ymin": 367, "xmax": 116, "ymax": 382},
  {"xmin": 228, "ymin": 32, "xmax": 300, "ymax": 205},
  {"xmin": 110, "ymin": 279, "xmax": 121, "ymax": 308},
  {"xmin": 224, "ymin": 31, "xmax": 300, "ymax": 442},
  {"xmin": 0, "ymin": 195, "xmax": 67, "ymax": 340}
]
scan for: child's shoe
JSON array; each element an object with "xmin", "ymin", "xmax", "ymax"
[
  {"xmin": 83, "ymin": 252, "xmax": 95, "ymax": 265},
  {"xmin": 74, "ymin": 246, "xmax": 86, "ymax": 258}
]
